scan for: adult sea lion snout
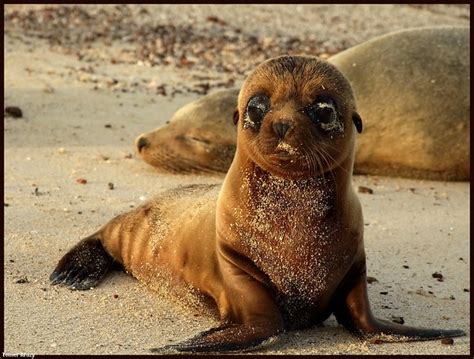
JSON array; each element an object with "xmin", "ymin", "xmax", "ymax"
[{"xmin": 135, "ymin": 135, "xmax": 150, "ymax": 153}]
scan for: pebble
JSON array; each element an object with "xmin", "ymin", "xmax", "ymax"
[
  {"xmin": 108, "ymin": 182, "xmax": 114, "ymax": 190},
  {"xmin": 15, "ymin": 277, "xmax": 29, "ymax": 284},
  {"xmin": 441, "ymin": 338, "xmax": 454, "ymax": 345},
  {"xmin": 358, "ymin": 186, "xmax": 374, "ymax": 194},
  {"xmin": 432, "ymin": 272, "xmax": 444, "ymax": 282},
  {"xmin": 76, "ymin": 178, "xmax": 88, "ymax": 184},
  {"xmin": 366, "ymin": 276, "xmax": 378, "ymax": 284},
  {"xmin": 369, "ymin": 338, "xmax": 384, "ymax": 344},
  {"xmin": 4, "ymin": 106, "xmax": 23, "ymax": 118}
]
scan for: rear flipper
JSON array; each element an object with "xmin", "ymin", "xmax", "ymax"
[
  {"xmin": 150, "ymin": 324, "xmax": 281, "ymax": 353},
  {"xmin": 50, "ymin": 235, "xmax": 122, "ymax": 290},
  {"xmin": 334, "ymin": 262, "xmax": 465, "ymax": 342}
]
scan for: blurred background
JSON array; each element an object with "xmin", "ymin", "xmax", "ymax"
[{"xmin": 4, "ymin": 4, "xmax": 470, "ymax": 97}]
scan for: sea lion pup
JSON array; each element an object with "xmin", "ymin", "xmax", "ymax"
[
  {"xmin": 135, "ymin": 88, "xmax": 239, "ymax": 174},
  {"xmin": 136, "ymin": 26, "xmax": 469, "ymax": 181},
  {"xmin": 50, "ymin": 55, "xmax": 464, "ymax": 353}
]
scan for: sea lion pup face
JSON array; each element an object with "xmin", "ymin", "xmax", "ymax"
[
  {"xmin": 237, "ymin": 55, "xmax": 362, "ymax": 179},
  {"xmin": 135, "ymin": 89, "xmax": 238, "ymax": 174}
]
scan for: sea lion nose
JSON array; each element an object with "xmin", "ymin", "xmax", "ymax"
[
  {"xmin": 273, "ymin": 122, "xmax": 291, "ymax": 139},
  {"xmin": 136, "ymin": 136, "xmax": 150, "ymax": 153}
]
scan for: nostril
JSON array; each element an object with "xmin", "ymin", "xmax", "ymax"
[
  {"xmin": 273, "ymin": 122, "xmax": 291, "ymax": 139},
  {"xmin": 136, "ymin": 136, "xmax": 150, "ymax": 153}
]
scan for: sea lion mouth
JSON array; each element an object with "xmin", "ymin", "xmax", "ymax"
[{"xmin": 274, "ymin": 142, "xmax": 298, "ymax": 156}]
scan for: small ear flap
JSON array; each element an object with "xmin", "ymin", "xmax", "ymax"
[
  {"xmin": 233, "ymin": 109, "xmax": 239, "ymax": 125},
  {"xmin": 353, "ymin": 112, "xmax": 363, "ymax": 133}
]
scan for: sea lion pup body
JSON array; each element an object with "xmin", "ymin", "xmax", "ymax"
[
  {"xmin": 135, "ymin": 88, "xmax": 239, "ymax": 174},
  {"xmin": 136, "ymin": 26, "xmax": 469, "ymax": 181},
  {"xmin": 51, "ymin": 56, "xmax": 464, "ymax": 353}
]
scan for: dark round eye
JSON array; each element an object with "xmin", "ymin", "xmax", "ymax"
[
  {"xmin": 304, "ymin": 96, "xmax": 342, "ymax": 132},
  {"xmin": 245, "ymin": 94, "xmax": 270, "ymax": 129}
]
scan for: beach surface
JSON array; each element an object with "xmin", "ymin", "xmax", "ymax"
[{"xmin": 4, "ymin": 4, "xmax": 470, "ymax": 355}]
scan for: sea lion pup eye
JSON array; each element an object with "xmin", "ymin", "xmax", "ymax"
[
  {"xmin": 244, "ymin": 94, "xmax": 270, "ymax": 130},
  {"xmin": 303, "ymin": 95, "xmax": 343, "ymax": 133}
]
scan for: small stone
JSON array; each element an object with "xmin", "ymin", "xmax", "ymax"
[
  {"xmin": 379, "ymin": 291, "xmax": 388, "ymax": 295},
  {"xmin": 124, "ymin": 153, "xmax": 132, "ymax": 159},
  {"xmin": 402, "ymin": 265, "xmax": 409, "ymax": 269},
  {"xmin": 463, "ymin": 288, "xmax": 469, "ymax": 292},
  {"xmin": 76, "ymin": 178, "xmax": 87, "ymax": 185},
  {"xmin": 4, "ymin": 203, "xmax": 9, "ymax": 207},
  {"xmin": 367, "ymin": 276, "xmax": 378, "ymax": 284},
  {"xmin": 432, "ymin": 272, "xmax": 444, "ymax": 281},
  {"xmin": 370, "ymin": 338, "xmax": 384, "ymax": 344},
  {"xmin": 104, "ymin": 124, "xmax": 112, "ymax": 128},
  {"xmin": 358, "ymin": 186, "xmax": 373, "ymax": 194},
  {"xmin": 156, "ymin": 85, "xmax": 167, "ymax": 96},
  {"xmin": 57, "ymin": 147, "xmax": 66, "ymax": 154},
  {"xmin": 108, "ymin": 182, "xmax": 114, "ymax": 190},
  {"xmin": 16, "ymin": 277, "xmax": 29, "ymax": 284},
  {"xmin": 113, "ymin": 294, "xmax": 119, "ymax": 299},
  {"xmin": 441, "ymin": 338, "xmax": 454, "ymax": 345},
  {"xmin": 4, "ymin": 106, "xmax": 23, "ymax": 118}
]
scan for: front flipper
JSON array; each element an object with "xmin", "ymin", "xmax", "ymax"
[
  {"xmin": 334, "ymin": 261, "xmax": 465, "ymax": 342},
  {"xmin": 151, "ymin": 323, "xmax": 281, "ymax": 353},
  {"xmin": 50, "ymin": 235, "xmax": 122, "ymax": 290},
  {"xmin": 151, "ymin": 243, "xmax": 285, "ymax": 353}
]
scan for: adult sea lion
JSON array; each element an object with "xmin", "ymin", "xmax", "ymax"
[
  {"xmin": 135, "ymin": 88, "xmax": 239, "ymax": 174},
  {"xmin": 50, "ymin": 55, "xmax": 464, "ymax": 353},
  {"xmin": 136, "ymin": 26, "xmax": 469, "ymax": 181},
  {"xmin": 330, "ymin": 26, "xmax": 469, "ymax": 181}
]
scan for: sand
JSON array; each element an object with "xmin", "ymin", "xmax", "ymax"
[{"xmin": 3, "ymin": 4, "xmax": 470, "ymax": 355}]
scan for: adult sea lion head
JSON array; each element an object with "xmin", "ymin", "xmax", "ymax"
[
  {"xmin": 235, "ymin": 55, "xmax": 363, "ymax": 179},
  {"xmin": 135, "ymin": 89, "xmax": 239, "ymax": 174}
]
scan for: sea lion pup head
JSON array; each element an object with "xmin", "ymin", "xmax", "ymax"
[
  {"xmin": 135, "ymin": 89, "xmax": 238, "ymax": 174},
  {"xmin": 236, "ymin": 55, "xmax": 362, "ymax": 179}
]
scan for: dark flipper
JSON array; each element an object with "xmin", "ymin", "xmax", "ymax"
[
  {"xmin": 50, "ymin": 235, "xmax": 122, "ymax": 290},
  {"xmin": 334, "ymin": 261, "xmax": 466, "ymax": 342},
  {"xmin": 150, "ymin": 324, "xmax": 281, "ymax": 354}
]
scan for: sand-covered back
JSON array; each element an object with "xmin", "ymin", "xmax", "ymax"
[{"xmin": 4, "ymin": 4, "xmax": 470, "ymax": 355}]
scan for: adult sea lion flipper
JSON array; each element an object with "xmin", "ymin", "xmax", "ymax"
[
  {"xmin": 49, "ymin": 235, "xmax": 123, "ymax": 290},
  {"xmin": 334, "ymin": 259, "xmax": 466, "ymax": 341}
]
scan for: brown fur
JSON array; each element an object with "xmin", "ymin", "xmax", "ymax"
[
  {"xmin": 136, "ymin": 27, "xmax": 469, "ymax": 180},
  {"xmin": 51, "ymin": 55, "xmax": 464, "ymax": 353},
  {"xmin": 135, "ymin": 89, "xmax": 238, "ymax": 174}
]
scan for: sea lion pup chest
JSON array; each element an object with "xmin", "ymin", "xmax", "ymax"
[{"xmin": 215, "ymin": 55, "xmax": 363, "ymax": 328}]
